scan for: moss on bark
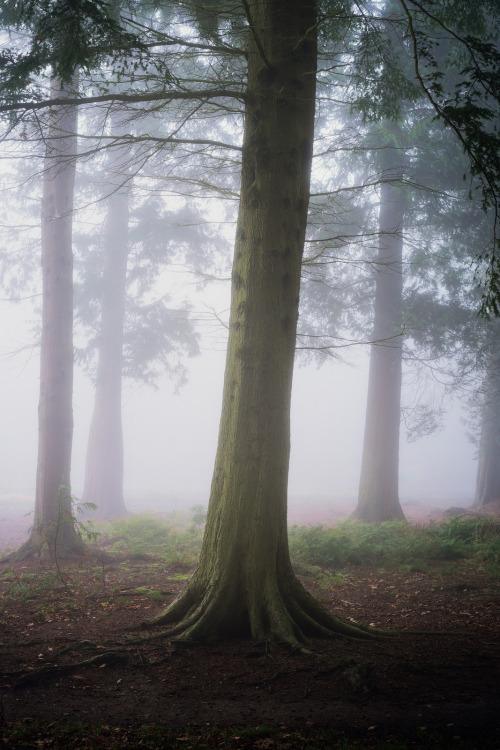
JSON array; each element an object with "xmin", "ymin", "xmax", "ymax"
[{"xmin": 148, "ymin": 0, "xmax": 379, "ymax": 647}]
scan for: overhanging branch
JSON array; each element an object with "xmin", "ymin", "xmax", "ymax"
[{"xmin": 0, "ymin": 88, "xmax": 247, "ymax": 115}]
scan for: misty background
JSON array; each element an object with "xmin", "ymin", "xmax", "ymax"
[
  {"xmin": 1, "ymin": 288, "xmax": 475, "ymax": 512},
  {"xmin": 1, "ymin": 0, "xmax": 492, "ymax": 524}
]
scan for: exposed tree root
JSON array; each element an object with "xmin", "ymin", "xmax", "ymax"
[
  {"xmin": 56, "ymin": 639, "xmax": 102, "ymax": 656},
  {"xmin": 146, "ymin": 570, "xmax": 389, "ymax": 650},
  {"xmin": 6, "ymin": 652, "xmax": 126, "ymax": 688},
  {"xmin": 1, "ymin": 533, "xmax": 86, "ymax": 564}
]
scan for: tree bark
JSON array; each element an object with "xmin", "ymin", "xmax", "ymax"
[
  {"xmin": 353, "ymin": 126, "xmax": 406, "ymax": 523},
  {"xmin": 82, "ymin": 110, "xmax": 129, "ymax": 519},
  {"xmin": 474, "ymin": 320, "xmax": 500, "ymax": 508},
  {"xmin": 149, "ymin": 0, "xmax": 377, "ymax": 647},
  {"xmin": 10, "ymin": 75, "xmax": 84, "ymax": 560}
]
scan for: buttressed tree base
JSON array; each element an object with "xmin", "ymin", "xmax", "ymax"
[{"xmin": 148, "ymin": 0, "xmax": 378, "ymax": 647}]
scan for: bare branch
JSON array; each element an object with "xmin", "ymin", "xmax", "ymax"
[{"xmin": 0, "ymin": 88, "xmax": 247, "ymax": 115}]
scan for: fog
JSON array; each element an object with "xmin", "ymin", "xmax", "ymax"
[
  {"xmin": 0, "ymin": 1, "xmax": 487, "ymax": 520},
  {"xmin": 0, "ymin": 292, "xmax": 476, "ymax": 514}
]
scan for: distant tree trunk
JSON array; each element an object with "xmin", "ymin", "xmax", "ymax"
[
  {"xmin": 10, "ymin": 75, "xmax": 84, "ymax": 561},
  {"xmin": 149, "ymin": 0, "xmax": 377, "ymax": 647},
  {"xmin": 474, "ymin": 321, "xmax": 500, "ymax": 508},
  {"xmin": 353, "ymin": 127, "xmax": 406, "ymax": 523},
  {"xmin": 82, "ymin": 110, "xmax": 129, "ymax": 519}
]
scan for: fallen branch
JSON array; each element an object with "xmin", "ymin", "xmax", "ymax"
[{"xmin": 12, "ymin": 651, "xmax": 126, "ymax": 687}]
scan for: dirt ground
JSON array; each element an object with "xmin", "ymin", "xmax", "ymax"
[{"xmin": 0, "ymin": 502, "xmax": 499, "ymax": 748}]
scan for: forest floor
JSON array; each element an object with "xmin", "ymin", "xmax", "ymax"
[{"xmin": 0, "ymin": 501, "xmax": 499, "ymax": 749}]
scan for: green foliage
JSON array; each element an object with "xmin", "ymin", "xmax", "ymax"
[
  {"xmin": 308, "ymin": 566, "xmax": 348, "ymax": 589},
  {"xmin": 29, "ymin": 492, "xmax": 100, "ymax": 560},
  {"xmin": 104, "ymin": 513, "xmax": 202, "ymax": 565},
  {"xmin": 101, "ymin": 513, "xmax": 500, "ymax": 573},
  {"xmin": 1, "ymin": 567, "xmax": 65, "ymax": 600},
  {"xmin": 71, "ymin": 499, "xmax": 101, "ymax": 543},
  {"xmin": 74, "ymin": 196, "xmax": 207, "ymax": 390},
  {"xmin": 189, "ymin": 504, "xmax": 207, "ymax": 533},
  {"xmin": 0, "ymin": 0, "xmax": 149, "ymax": 103},
  {"xmin": 348, "ymin": 0, "xmax": 500, "ymax": 317},
  {"xmin": 288, "ymin": 517, "xmax": 500, "ymax": 571},
  {"xmin": 122, "ymin": 586, "xmax": 166, "ymax": 601}
]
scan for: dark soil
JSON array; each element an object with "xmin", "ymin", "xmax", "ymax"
[{"xmin": 0, "ymin": 506, "xmax": 499, "ymax": 749}]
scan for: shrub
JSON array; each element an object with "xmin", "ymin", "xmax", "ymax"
[
  {"xmin": 103, "ymin": 514, "xmax": 202, "ymax": 565},
  {"xmin": 288, "ymin": 517, "xmax": 500, "ymax": 570}
]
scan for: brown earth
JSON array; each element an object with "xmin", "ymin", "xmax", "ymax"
[{"xmin": 0, "ymin": 503, "xmax": 499, "ymax": 749}]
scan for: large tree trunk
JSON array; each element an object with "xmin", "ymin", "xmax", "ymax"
[
  {"xmin": 474, "ymin": 321, "xmax": 500, "ymax": 508},
  {"xmin": 11, "ymin": 75, "xmax": 84, "ymax": 560},
  {"xmin": 150, "ymin": 0, "xmax": 376, "ymax": 647},
  {"xmin": 82, "ymin": 110, "xmax": 129, "ymax": 519},
  {"xmin": 353, "ymin": 127, "xmax": 406, "ymax": 523}
]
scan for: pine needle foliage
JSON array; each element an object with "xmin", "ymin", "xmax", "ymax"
[{"xmin": 0, "ymin": 0, "xmax": 150, "ymax": 104}]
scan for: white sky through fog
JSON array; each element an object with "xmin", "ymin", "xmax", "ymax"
[
  {"xmin": 1, "ymin": 285, "xmax": 477, "ymax": 509},
  {"xmin": 0, "ymin": 140, "xmax": 479, "ymax": 511},
  {"xmin": 0, "ymin": 7, "xmax": 484, "ymax": 518},
  {"xmin": 0, "ymin": 160, "xmax": 477, "ymax": 509}
]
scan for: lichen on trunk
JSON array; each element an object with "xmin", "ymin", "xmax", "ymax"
[{"xmin": 149, "ymin": 0, "xmax": 378, "ymax": 647}]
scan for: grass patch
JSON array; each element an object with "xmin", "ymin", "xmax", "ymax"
[
  {"xmin": 1, "ymin": 567, "xmax": 65, "ymax": 600},
  {"xmin": 101, "ymin": 513, "xmax": 203, "ymax": 565}
]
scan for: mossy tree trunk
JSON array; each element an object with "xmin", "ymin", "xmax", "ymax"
[
  {"xmin": 353, "ymin": 126, "xmax": 406, "ymax": 523},
  {"xmin": 474, "ymin": 320, "xmax": 500, "ymax": 508},
  {"xmin": 150, "ymin": 0, "xmax": 376, "ymax": 647},
  {"xmin": 11, "ymin": 75, "xmax": 85, "ymax": 561},
  {"xmin": 82, "ymin": 110, "xmax": 129, "ymax": 519}
]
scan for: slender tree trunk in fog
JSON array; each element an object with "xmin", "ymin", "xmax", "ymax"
[
  {"xmin": 9, "ymin": 75, "xmax": 84, "ymax": 561},
  {"xmin": 353, "ymin": 127, "xmax": 406, "ymax": 523},
  {"xmin": 474, "ymin": 321, "xmax": 500, "ymax": 508},
  {"xmin": 82, "ymin": 110, "xmax": 129, "ymax": 519},
  {"xmin": 149, "ymin": 0, "xmax": 377, "ymax": 647}
]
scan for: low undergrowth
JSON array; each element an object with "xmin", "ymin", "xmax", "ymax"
[
  {"xmin": 1, "ymin": 513, "xmax": 500, "ymax": 585},
  {"xmin": 99, "ymin": 509, "xmax": 205, "ymax": 565},
  {"xmin": 288, "ymin": 517, "xmax": 500, "ymax": 574},
  {"xmin": 98, "ymin": 512, "xmax": 500, "ymax": 575}
]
